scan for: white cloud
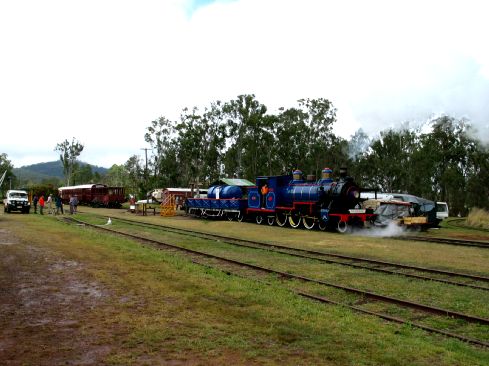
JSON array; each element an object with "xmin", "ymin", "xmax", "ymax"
[{"xmin": 1, "ymin": 0, "xmax": 488, "ymax": 168}]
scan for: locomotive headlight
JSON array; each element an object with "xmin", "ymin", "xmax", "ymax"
[{"xmin": 353, "ymin": 191, "xmax": 360, "ymax": 199}]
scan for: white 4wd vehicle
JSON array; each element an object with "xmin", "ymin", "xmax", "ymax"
[{"xmin": 4, "ymin": 189, "xmax": 31, "ymax": 214}]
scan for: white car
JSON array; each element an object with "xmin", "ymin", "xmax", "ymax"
[
  {"xmin": 436, "ymin": 201, "xmax": 449, "ymax": 220},
  {"xmin": 3, "ymin": 189, "xmax": 31, "ymax": 214}
]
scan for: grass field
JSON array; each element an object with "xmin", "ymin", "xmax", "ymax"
[{"xmin": 1, "ymin": 208, "xmax": 489, "ymax": 365}]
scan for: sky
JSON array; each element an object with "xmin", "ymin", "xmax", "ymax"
[{"xmin": 1, "ymin": 0, "xmax": 488, "ymax": 168}]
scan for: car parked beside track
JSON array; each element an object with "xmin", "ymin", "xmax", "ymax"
[{"xmin": 3, "ymin": 189, "xmax": 30, "ymax": 213}]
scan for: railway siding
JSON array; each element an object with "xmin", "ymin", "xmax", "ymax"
[{"xmin": 69, "ymin": 214, "xmax": 489, "ymax": 346}]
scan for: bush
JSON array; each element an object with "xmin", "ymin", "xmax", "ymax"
[{"xmin": 466, "ymin": 207, "xmax": 489, "ymax": 229}]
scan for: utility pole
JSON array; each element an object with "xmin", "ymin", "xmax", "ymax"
[{"xmin": 141, "ymin": 148, "xmax": 150, "ymax": 203}]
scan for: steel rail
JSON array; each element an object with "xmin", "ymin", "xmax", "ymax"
[
  {"xmin": 98, "ymin": 215, "xmax": 489, "ymax": 290},
  {"xmin": 66, "ymin": 217, "xmax": 489, "ymax": 328},
  {"xmin": 65, "ymin": 216, "xmax": 489, "ymax": 347},
  {"xmin": 396, "ymin": 235, "xmax": 489, "ymax": 249}
]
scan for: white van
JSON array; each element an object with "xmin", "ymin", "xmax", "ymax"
[
  {"xmin": 436, "ymin": 202, "xmax": 449, "ymax": 220},
  {"xmin": 3, "ymin": 189, "xmax": 31, "ymax": 213}
]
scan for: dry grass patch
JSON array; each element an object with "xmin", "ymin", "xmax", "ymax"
[{"xmin": 466, "ymin": 208, "xmax": 489, "ymax": 230}]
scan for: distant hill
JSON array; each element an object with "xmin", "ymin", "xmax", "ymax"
[{"xmin": 13, "ymin": 161, "xmax": 109, "ymax": 183}]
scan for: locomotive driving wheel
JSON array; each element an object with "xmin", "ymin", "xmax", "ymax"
[
  {"xmin": 237, "ymin": 211, "xmax": 244, "ymax": 222},
  {"xmin": 318, "ymin": 221, "xmax": 327, "ymax": 231},
  {"xmin": 288, "ymin": 214, "xmax": 301, "ymax": 228},
  {"xmin": 267, "ymin": 216, "xmax": 275, "ymax": 226},
  {"xmin": 337, "ymin": 220, "xmax": 350, "ymax": 233},
  {"xmin": 302, "ymin": 217, "xmax": 316, "ymax": 230},
  {"xmin": 255, "ymin": 215, "xmax": 264, "ymax": 225},
  {"xmin": 275, "ymin": 212, "xmax": 287, "ymax": 227}
]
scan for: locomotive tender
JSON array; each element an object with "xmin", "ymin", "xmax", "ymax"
[{"xmin": 185, "ymin": 168, "xmax": 376, "ymax": 232}]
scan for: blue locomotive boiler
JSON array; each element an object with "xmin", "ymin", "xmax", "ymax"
[{"xmin": 247, "ymin": 167, "xmax": 374, "ymax": 232}]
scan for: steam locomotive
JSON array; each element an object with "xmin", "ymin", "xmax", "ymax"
[{"xmin": 185, "ymin": 168, "xmax": 376, "ymax": 232}]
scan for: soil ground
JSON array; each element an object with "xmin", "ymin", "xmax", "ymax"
[
  {"xmin": 1, "ymin": 209, "xmax": 488, "ymax": 365},
  {"xmin": 0, "ymin": 225, "xmax": 115, "ymax": 365}
]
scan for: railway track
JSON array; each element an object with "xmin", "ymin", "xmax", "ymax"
[
  {"xmin": 64, "ymin": 216, "xmax": 489, "ymax": 347},
  {"xmin": 444, "ymin": 218, "xmax": 489, "ymax": 233},
  {"xmin": 95, "ymin": 215, "xmax": 489, "ymax": 291},
  {"xmin": 396, "ymin": 235, "xmax": 489, "ymax": 249}
]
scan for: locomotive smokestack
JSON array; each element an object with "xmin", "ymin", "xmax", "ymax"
[{"xmin": 340, "ymin": 167, "xmax": 347, "ymax": 178}]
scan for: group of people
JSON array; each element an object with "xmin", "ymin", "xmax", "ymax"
[{"xmin": 32, "ymin": 194, "xmax": 78, "ymax": 215}]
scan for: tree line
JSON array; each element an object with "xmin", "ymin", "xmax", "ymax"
[
  {"xmin": 1, "ymin": 94, "xmax": 488, "ymax": 215},
  {"xmin": 103, "ymin": 94, "xmax": 488, "ymax": 215}
]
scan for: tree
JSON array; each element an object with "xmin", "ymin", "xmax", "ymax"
[
  {"xmin": 124, "ymin": 155, "xmax": 144, "ymax": 199},
  {"xmin": 466, "ymin": 140, "xmax": 489, "ymax": 211},
  {"xmin": 103, "ymin": 164, "xmax": 127, "ymax": 187},
  {"xmin": 274, "ymin": 107, "xmax": 309, "ymax": 174},
  {"xmin": 145, "ymin": 116, "xmax": 176, "ymax": 189},
  {"xmin": 223, "ymin": 94, "xmax": 268, "ymax": 179},
  {"xmin": 353, "ymin": 128, "xmax": 418, "ymax": 192},
  {"xmin": 175, "ymin": 104, "xmax": 227, "ymax": 186},
  {"xmin": 0, "ymin": 153, "xmax": 15, "ymax": 195},
  {"xmin": 55, "ymin": 138, "xmax": 84, "ymax": 186},
  {"xmin": 418, "ymin": 116, "xmax": 473, "ymax": 214},
  {"xmin": 74, "ymin": 164, "xmax": 94, "ymax": 184},
  {"xmin": 298, "ymin": 98, "xmax": 337, "ymax": 177}
]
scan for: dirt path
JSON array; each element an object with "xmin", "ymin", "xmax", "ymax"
[{"xmin": 0, "ymin": 226, "xmax": 114, "ymax": 365}]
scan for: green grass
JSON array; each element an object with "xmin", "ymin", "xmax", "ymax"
[{"xmin": 5, "ymin": 211, "xmax": 489, "ymax": 365}]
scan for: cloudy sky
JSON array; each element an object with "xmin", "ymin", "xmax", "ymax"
[{"xmin": 1, "ymin": 0, "xmax": 488, "ymax": 168}]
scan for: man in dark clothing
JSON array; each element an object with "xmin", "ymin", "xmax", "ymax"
[
  {"xmin": 33, "ymin": 195, "xmax": 38, "ymax": 213},
  {"xmin": 55, "ymin": 195, "xmax": 64, "ymax": 215}
]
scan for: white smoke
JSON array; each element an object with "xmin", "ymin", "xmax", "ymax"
[
  {"xmin": 349, "ymin": 56, "xmax": 489, "ymax": 146},
  {"xmin": 353, "ymin": 221, "xmax": 405, "ymax": 238}
]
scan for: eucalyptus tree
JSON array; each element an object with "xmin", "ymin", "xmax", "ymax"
[
  {"xmin": 144, "ymin": 116, "xmax": 177, "ymax": 188},
  {"xmin": 175, "ymin": 107, "xmax": 203, "ymax": 185},
  {"xmin": 103, "ymin": 164, "xmax": 127, "ymax": 187},
  {"xmin": 297, "ymin": 98, "xmax": 337, "ymax": 176},
  {"xmin": 355, "ymin": 128, "xmax": 418, "ymax": 193},
  {"xmin": 466, "ymin": 139, "xmax": 489, "ymax": 210},
  {"xmin": 54, "ymin": 137, "xmax": 84, "ymax": 186},
  {"xmin": 274, "ymin": 107, "xmax": 310, "ymax": 174},
  {"xmin": 222, "ymin": 94, "xmax": 268, "ymax": 179},
  {"xmin": 200, "ymin": 103, "xmax": 227, "ymax": 183},
  {"xmin": 419, "ymin": 116, "xmax": 478, "ymax": 214},
  {"xmin": 0, "ymin": 153, "xmax": 15, "ymax": 194},
  {"xmin": 124, "ymin": 155, "xmax": 144, "ymax": 198},
  {"xmin": 73, "ymin": 164, "xmax": 93, "ymax": 185}
]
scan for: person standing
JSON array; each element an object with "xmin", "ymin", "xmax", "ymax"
[
  {"xmin": 39, "ymin": 195, "xmax": 45, "ymax": 215},
  {"xmin": 55, "ymin": 195, "xmax": 64, "ymax": 215},
  {"xmin": 46, "ymin": 194, "xmax": 53, "ymax": 214},
  {"xmin": 32, "ymin": 194, "xmax": 38, "ymax": 213},
  {"xmin": 69, "ymin": 195, "xmax": 75, "ymax": 214},
  {"xmin": 73, "ymin": 195, "xmax": 79, "ymax": 213},
  {"xmin": 261, "ymin": 183, "xmax": 269, "ymax": 208}
]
